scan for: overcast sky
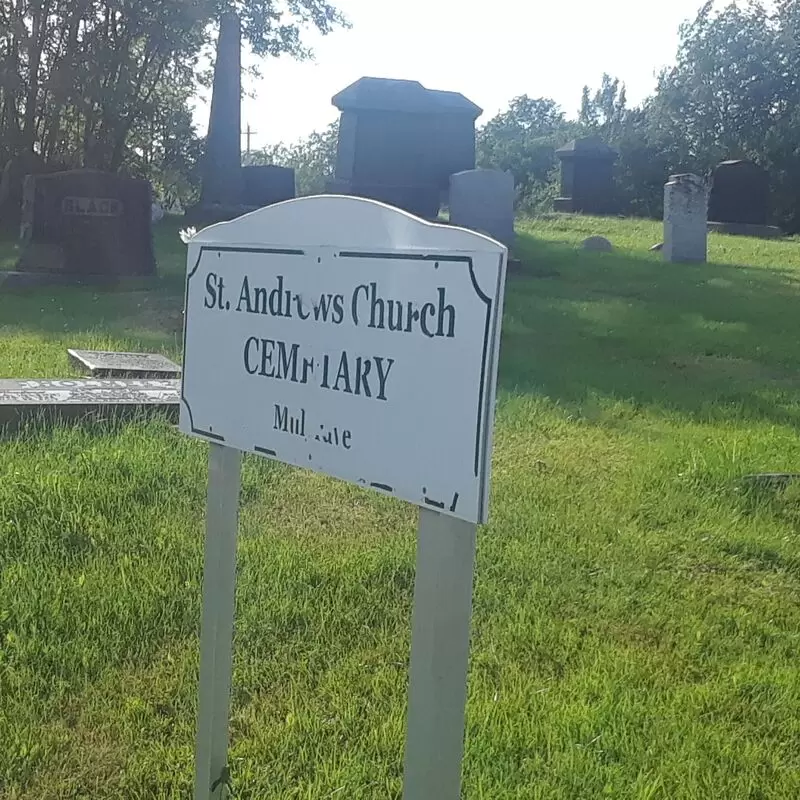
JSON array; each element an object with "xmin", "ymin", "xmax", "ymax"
[{"xmin": 193, "ymin": 0, "xmax": 722, "ymax": 149}]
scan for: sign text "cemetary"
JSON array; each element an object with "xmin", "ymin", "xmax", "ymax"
[{"xmin": 203, "ymin": 272, "xmax": 456, "ymax": 403}]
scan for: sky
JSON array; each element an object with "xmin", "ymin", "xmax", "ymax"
[{"xmin": 193, "ymin": 0, "xmax": 716, "ymax": 150}]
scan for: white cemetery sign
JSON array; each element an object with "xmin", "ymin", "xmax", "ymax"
[{"xmin": 180, "ymin": 195, "xmax": 507, "ymax": 799}]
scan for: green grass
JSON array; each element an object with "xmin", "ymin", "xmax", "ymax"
[
  {"xmin": 2, "ymin": 215, "xmax": 800, "ymax": 798},
  {"xmin": 0, "ymin": 218, "xmax": 186, "ymax": 376}
]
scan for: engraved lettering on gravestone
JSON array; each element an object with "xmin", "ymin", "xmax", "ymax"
[
  {"xmin": 17, "ymin": 379, "xmax": 176, "ymax": 390},
  {"xmin": 67, "ymin": 349, "xmax": 181, "ymax": 378},
  {"xmin": 61, "ymin": 196, "xmax": 123, "ymax": 217},
  {"xmin": 0, "ymin": 379, "xmax": 180, "ymax": 429},
  {"xmin": 1, "ymin": 379, "xmax": 179, "ymax": 403}
]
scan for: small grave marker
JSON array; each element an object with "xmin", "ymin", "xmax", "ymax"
[
  {"xmin": 179, "ymin": 195, "xmax": 507, "ymax": 800},
  {"xmin": 449, "ymin": 168, "xmax": 516, "ymax": 248},
  {"xmin": 0, "ymin": 378, "xmax": 180, "ymax": 431},
  {"xmin": 68, "ymin": 348, "xmax": 181, "ymax": 378}
]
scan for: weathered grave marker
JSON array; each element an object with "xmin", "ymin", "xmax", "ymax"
[
  {"xmin": 0, "ymin": 378, "xmax": 179, "ymax": 431},
  {"xmin": 449, "ymin": 169, "xmax": 516, "ymax": 248},
  {"xmin": 663, "ymin": 173, "xmax": 708, "ymax": 263},
  {"xmin": 68, "ymin": 348, "xmax": 181, "ymax": 378},
  {"xmin": 179, "ymin": 195, "xmax": 507, "ymax": 799}
]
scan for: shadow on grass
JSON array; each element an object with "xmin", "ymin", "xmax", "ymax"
[{"xmin": 502, "ymin": 231, "xmax": 800, "ymax": 424}]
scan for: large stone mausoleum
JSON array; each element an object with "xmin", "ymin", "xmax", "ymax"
[{"xmin": 327, "ymin": 77, "xmax": 482, "ymax": 219}]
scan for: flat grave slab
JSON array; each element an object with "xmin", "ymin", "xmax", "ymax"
[
  {"xmin": 67, "ymin": 348, "xmax": 181, "ymax": 378},
  {"xmin": 0, "ymin": 378, "xmax": 180, "ymax": 432}
]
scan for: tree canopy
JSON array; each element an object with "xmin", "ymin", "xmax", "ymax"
[
  {"xmin": 0, "ymin": 0, "xmax": 346, "ymax": 202},
  {"xmin": 472, "ymin": 0, "xmax": 800, "ymax": 228},
  {"xmin": 8, "ymin": 0, "xmax": 800, "ymax": 228}
]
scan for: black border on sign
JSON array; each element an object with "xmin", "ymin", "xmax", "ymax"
[
  {"xmin": 337, "ymin": 251, "xmax": 492, "ymax": 482},
  {"xmin": 181, "ymin": 246, "xmax": 307, "ymax": 441},
  {"xmin": 182, "ymin": 245, "xmax": 497, "ymax": 515}
]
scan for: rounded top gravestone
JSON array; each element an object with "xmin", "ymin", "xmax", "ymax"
[{"xmin": 581, "ymin": 235, "xmax": 614, "ymax": 252}]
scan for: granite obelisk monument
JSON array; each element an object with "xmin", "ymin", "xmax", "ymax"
[
  {"xmin": 194, "ymin": 12, "xmax": 244, "ymax": 220},
  {"xmin": 188, "ymin": 10, "xmax": 296, "ymax": 224}
]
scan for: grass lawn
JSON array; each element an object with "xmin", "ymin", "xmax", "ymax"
[{"xmin": 2, "ymin": 214, "xmax": 800, "ymax": 798}]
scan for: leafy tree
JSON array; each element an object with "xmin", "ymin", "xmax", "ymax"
[
  {"xmin": 649, "ymin": 1, "xmax": 781, "ymax": 167},
  {"xmin": 579, "ymin": 73, "xmax": 628, "ymax": 143},
  {"xmin": 646, "ymin": 0, "xmax": 800, "ymax": 228},
  {"xmin": 0, "ymin": 0, "xmax": 347, "ymax": 203},
  {"xmin": 476, "ymin": 2, "xmax": 800, "ymax": 227},
  {"xmin": 476, "ymin": 95, "xmax": 578, "ymax": 210}
]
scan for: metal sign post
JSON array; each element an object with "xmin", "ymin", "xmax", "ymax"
[
  {"xmin": 403, "ymin": 509, "xmax": 477, "ymax": 799},
  {"xmin": 194, "ymin": 444, "xmax": 241, "ymax": 799}
]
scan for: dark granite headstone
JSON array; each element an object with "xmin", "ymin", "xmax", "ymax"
[
  {"xmin": 708, "ymin": 160, "xmax": 770, "ymax": 226},
  {"xmin": 241, "ymin": 165, "xmax": 296, "ymax": 207},
  {"xmin": 188, "ymin": 13, "xmax": 300, "ymax": 224},
  {"xmin": 329, "ymin": 77, "xmax": 482, "ymax": 219},
  {"xmin": 554, "ymin": 137, "xmax": 618, "ymax": 215},
  {"xmin": 0, "ymin": 378, "xmax": 179, "ymax": 432},
  {"xmin": 67, "ymin": 349, "xmax": 181, "ymax": 378},
  {"xmin": 16, "ymin": 169, "xmax": 156, "ymax": 277}
]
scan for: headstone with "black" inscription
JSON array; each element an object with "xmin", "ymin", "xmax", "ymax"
[{"xmin": 17, "ymin": 169, "xmax": 156, "ymax": 277}]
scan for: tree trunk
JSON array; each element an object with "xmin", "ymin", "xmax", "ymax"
[
  {"xmin": 42, "ymin": 0, "xmax": 90, "ymax": 163},
  {"xmin": 21, "ymin": 0, "xmax": 53, "ymax": 151}
]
